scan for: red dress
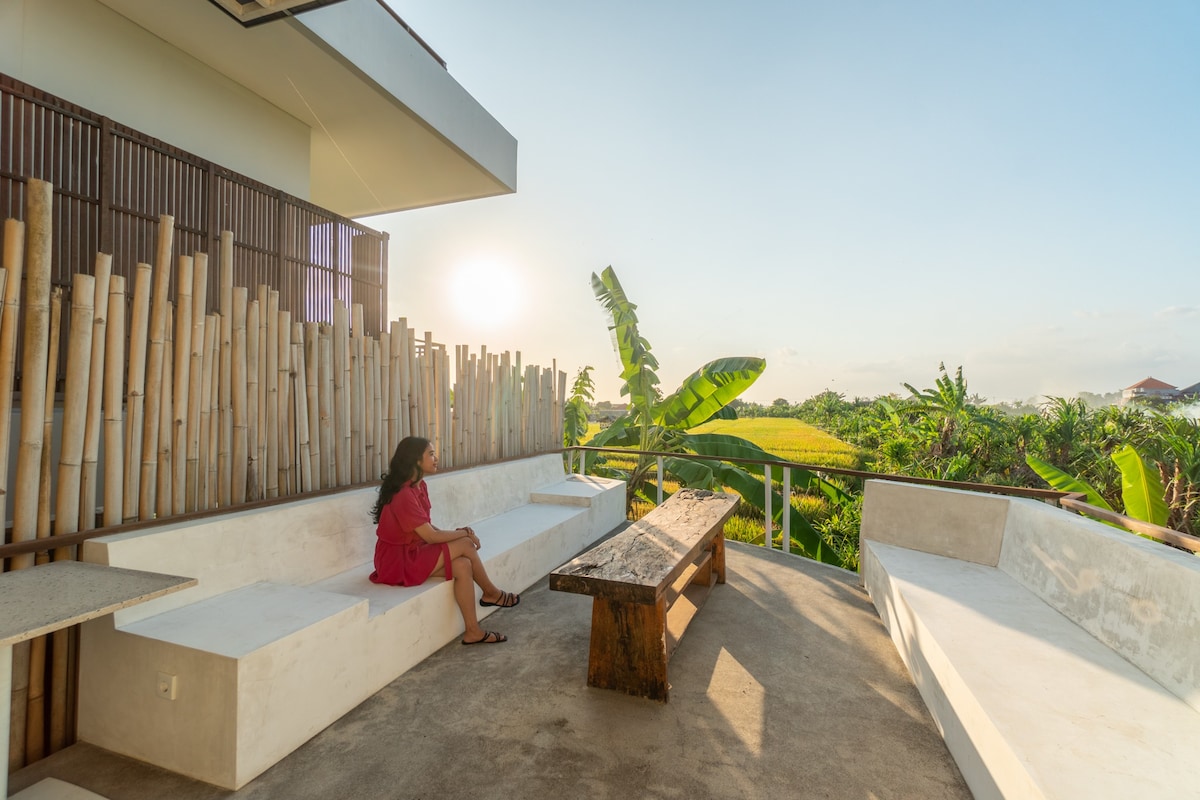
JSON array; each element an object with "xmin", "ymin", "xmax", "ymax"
[{"xmin": 369, "ymin": 480, "xmax": 452, "ymax": 586}]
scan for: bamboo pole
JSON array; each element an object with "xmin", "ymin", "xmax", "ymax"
[
  {"xmin": 79, "ymin": 253, "xmax": 111, "ymax": 531},
  {"xmin": 26, "ymin": 285, "xmax": 61, "ymax": 763},
  {"xmin": 370, "ymin": 339, "xmax": 383, "ymax": 480},
  {"xmin": 205, "ymin": 314, "xmax": 219, "ymax": 507},
  {"xmin": 218, "ymin": 231, "xmax": 233, "ymax": 508},
  {"xmin": 332, "ymin": 301, "xmax": 348, "ymax": 486},
  {"xmin": 292, "ymin": 323, "xmax": 312, "ymax": 492},
  {"xmin": 379, "ymin": 328, "xmax": 391, "ymax": 463},
  {"xmin": 362, "ymin": 335, "xmax": 374, "ymax": 481},
  {"xmin": 256, "ymin": 286, "xmax": 268, "ymax": 499},
  {"xmin": 156, "ymin": 305, "xmax": 174, "ymax": 519},
  {"xmin": 12, "ymin": 178, "xmax": 54, "ymax": 569},
  {"xmin": 34, "ymin": 302, "xmax": 61, "ymax": 550},
  {"xmin": 54, "ymin": 274, "xmax": 94, "ymax": 539},
  {"xmin": 304, "ymin": 322, "xmax": 320, "ymax": 490},
  {"xmin": 198, "ymin": 316, "xmax": 217, "ymax": 509},
  {"xmin": 102, "ymin": 275, "xmax": 126, "ymax": 527},
  {"xmin": 276, "ymin": 309, "xmax": 291, "ymax": 496},
  {"xmin": 349, "ymin": 314, "xmax": 362, "ymax": 484},
  {"xmin": 265, "ymin": 293, "xmax": 279, "ymax": 498},
  {"xmin": 318, "ymin": 328, "xmax": 334, "ymax": 488},
  {"xmin": 49, "ymin": 274, "xmax": 94, "ymax": 754},
  {"xmin": 0, "ymin": 220, "xmax": 23, "ymax": 558},
  {"xmin": 231, "ymin": 287, "xmax": 248, "ymax": 504},
  {"xmin": 246, "ymin": 299, "xmax": 260, "ymax": 500},
  {"xmin": 171, "ymin": 257, "xmax": 193, "ymax": 515},
  {"xmin": 123, "ymin": 263, "xmax": 152, "ymax": 521},
  {"xmin": 185, "ymin": 253, "xmax": 209, "ymax": 512},
  {"xmin": 139, "ymin": 215, "xmax": 174, "ymax": 520},
  {"xmin": 396, "ymin": 321, "xmax": 411, "ymax": 441}
]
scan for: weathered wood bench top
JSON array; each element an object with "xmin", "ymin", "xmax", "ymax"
[{"xmin": 550, "ymin": 488, "xmax": 739, "ymax": 604}]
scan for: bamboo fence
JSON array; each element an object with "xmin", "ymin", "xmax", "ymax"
[{"xmin": 1, "ymin": 180, "xmax": 565, "ymax": 772}]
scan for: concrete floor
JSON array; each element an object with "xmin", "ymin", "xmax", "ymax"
[{"xmin": 10, "ymin": 541, "xmax": 971, "ymax": 800}]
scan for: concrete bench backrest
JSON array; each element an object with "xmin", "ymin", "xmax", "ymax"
[
  {"xmin": 84, "ymin": 454, "xmax": 567, "ymax": 625},
  {"xmin": 862, "ymin": 479, "xmax": 1200, "ymax": 713},
  {"xmin": 999, "ymin": 498, "xmax": 1200, "ymax": 713}
]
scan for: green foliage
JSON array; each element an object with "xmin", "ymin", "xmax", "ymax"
[
  {"xmin": 584, "ymin": 266, "xmax": 852, "ymax": 567},
  {"xmin": 563, "ymin": 366, "xmax": 595, "ymax": 449},
  {"xmin": 1111, "ymin": 445, "xmax": 1169, "ymax": 527}
]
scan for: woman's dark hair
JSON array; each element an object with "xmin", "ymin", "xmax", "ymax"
[{"xmin": 370, "ymin": 436, "xmax": 431, "ymax": 524}]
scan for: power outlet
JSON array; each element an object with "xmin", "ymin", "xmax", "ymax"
[{"xmin": 156, "ymin": 672, "xmax": 177, "ymax": 701}]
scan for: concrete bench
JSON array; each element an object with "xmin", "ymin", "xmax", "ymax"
[
  {"xmin": 549, "ymin": 488, "xmax": 739, "ymax": 702},
  {"xmin": 860, "ymin": 479, "xmax": 1200, "ymax": 800},
  {"xmin": 76, "ymin": 454, "xmax": 625, "ymax": 789}
]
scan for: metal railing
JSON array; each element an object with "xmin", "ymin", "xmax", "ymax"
[{"xmin": 564, "ymin": 445, "xmax": 1200, "ymax": 556}]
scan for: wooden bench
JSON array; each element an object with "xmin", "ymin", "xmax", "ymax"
[{"xmin": 549, "ymin": 488, "xmax": 739, "ymax": 701}]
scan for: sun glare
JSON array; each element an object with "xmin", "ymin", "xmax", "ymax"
[{"xmin": 449, "ymin": 258, "xmax": 522, "ymax": 328}]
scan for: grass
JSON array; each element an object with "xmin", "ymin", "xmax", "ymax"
[{"xmin": 580, "ymin": 417, "xmax": 867, "ymax": 568}]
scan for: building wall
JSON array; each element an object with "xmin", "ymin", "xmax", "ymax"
[{"xmin": 0, "ymin": 0, "xmax": 311, "ymax": 199}]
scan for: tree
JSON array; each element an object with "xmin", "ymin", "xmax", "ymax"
[
  {"xmin": 563, "ymin": 366, "xmax": 594, "ymax": 449},
  {"xmin": 586, "ymin": 266, "xmax": 848, "ymax": 566}
]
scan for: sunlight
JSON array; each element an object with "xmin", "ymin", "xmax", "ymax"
[
  {"xmin": 706, "ymin": 647, "xmax": 765, "ymax": 753},
  {"xmin": 448, "ymin": 257, "xmax": 522, "ymax": 328}
]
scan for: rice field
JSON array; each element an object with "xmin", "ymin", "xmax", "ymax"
[{"xmin": 580, "ymin": 417, "xmax": 867, "ymax": 568}]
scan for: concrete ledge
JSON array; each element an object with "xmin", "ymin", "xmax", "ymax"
[
  {"xmin": 78, "ymin": 584, "xmax": 369, "ymax": 790},
  {"xmin": 861, "ymin": 480, "xmax": 1200, "ymax": 800},
  {"xmin": 860, "ymin": 480, "xmax": 1009, "ymax": 566},
  {"xmin": 865, "ymin": 540, "xmax": 1200, "ymax": 800},
  {"xmin": 1000, "ymin": 497, "xmax": 1200, "ymax": 712},
  {"xmin": 75, "ymin": 457, "xmax": 626, "ymax": 789}
]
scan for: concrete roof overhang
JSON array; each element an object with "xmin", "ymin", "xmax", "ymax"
[{"xmin": 95, "ymin": 0, "xmax": 517, "ymax": 218}]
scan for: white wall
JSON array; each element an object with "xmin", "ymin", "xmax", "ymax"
[{"xmin": 0, "ymin": 0, "xmax": 311, "ymax": 198}]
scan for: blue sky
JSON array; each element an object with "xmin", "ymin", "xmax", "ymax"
[{"xmin": 369, "ymin": 1, "xmax": 1200, "ymax": 405}]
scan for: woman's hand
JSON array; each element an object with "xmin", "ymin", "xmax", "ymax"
[{"xmin": 458, "ymin": 526, "xmax": 480, "ymax": 549}]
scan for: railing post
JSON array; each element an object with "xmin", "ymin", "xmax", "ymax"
[
  {"xmin": 782, "ymin": 466, "xmax": 791, "ymax": 554},
  {"xmin": 764, "ymin": 463, "xmax": 773, "ymax": 550},
  {"xmin": 656, "ymin": 456, "xmax": 664, "ymax": 505}
]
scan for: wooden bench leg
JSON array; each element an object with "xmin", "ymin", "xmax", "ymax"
[
  {"xmin": 587, "ymin": 596, "xmax": 669, "ymax": 702},
  {"xmin": 714, "ymin": 528, "xmax": 726, "ymax": 585}
]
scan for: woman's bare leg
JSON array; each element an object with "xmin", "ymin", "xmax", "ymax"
[
  {"xmin": 439, "ymin": 538, "xmax": 505, "ymax": 601},
  {"xmin": 434, "ymin": 540, "xmax": 514, "ymax": 642},
  {"xmin": 449, "ymin": 555, "xmax": 486, "ymax": 640}
]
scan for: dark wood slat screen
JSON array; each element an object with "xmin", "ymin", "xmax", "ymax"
[{"xmin": 0, "ymin": 72, "xmax": 388, "ymax": 391}]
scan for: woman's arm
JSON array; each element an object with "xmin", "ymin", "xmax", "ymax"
[{"xmin": 414, "ymin": 523, "xmax": 480, "ymax": 549}]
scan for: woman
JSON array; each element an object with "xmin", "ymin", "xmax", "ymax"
[{"xmin": 369, "ymin": 436, "xmax": 519, "ymax": 645}]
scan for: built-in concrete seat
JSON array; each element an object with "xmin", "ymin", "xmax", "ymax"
[
  {"xmin": 77, "ymin": 456, "xmax": 625, "ymax": 790},
  {"xmin": 860, "ymin": 480, "xmax": 1200, "ymax": 800}
]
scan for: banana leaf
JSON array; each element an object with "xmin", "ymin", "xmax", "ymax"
[
  {"xmin": 666, "ymin": 456, "xmax": 843, "ymax": 567},
  {"xmin": 655, "ymin": 356, "xmax": 765, "ymax": 429},
  {"xmin": 1026, "ymin": 455, "xmax": 1112, "ymax": 510},
  {"xmin": 591, "ymin": 267, "xmax": 660, "ymax": 414},
  {"xmin": 1111, "ymin": 445, "xmax": 1169, "ymax": 526},
  {"xmin": 683, "ymin": 433, "xmax": 852, "ymax": 505}
]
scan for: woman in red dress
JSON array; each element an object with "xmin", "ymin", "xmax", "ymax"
[{"xmin": 369, "ymin": 436, "xmax": 518, "ymax": 644}]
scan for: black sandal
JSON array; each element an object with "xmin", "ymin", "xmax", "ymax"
[
  {"xmin": 461, "ymin": 630, "xmax": 507, "ymax": 645},
  {"xmin": 479, "ymin": 591, "xmax": 520, "ymax": 608}
]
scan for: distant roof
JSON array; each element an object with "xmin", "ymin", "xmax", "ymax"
[
  {"xmin": 1178, "ymin": 382, "xmax": 1200, "ymax": 395},
  {"xmin": 1125, "ymin": 377, "xmax": 1177, "ymax": 391}
]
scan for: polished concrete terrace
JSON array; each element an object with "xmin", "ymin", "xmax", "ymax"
[{"xmin": 10, "ymin": 540, "xmax": 970, "ymax": 800}]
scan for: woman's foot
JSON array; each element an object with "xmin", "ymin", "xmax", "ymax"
[
  {"xmin": 461, "ymin": 630, "xmax": 507, "ymax": 645},
  {"xmin": 479, "ymin": 590, "xmax": 520, "ymax": 608}
]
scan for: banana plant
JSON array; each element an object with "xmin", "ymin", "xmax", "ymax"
[
  {"xmin": 1027, "ymin": 444, "xmax": 1168, "ymax": 527},
  {"xmin": 563, "ymin": 366, "xmax": 595, "ymax": 449},
  {"xmin": 586, "ymin": 266, "xmax": 849, "ymax": 566}
]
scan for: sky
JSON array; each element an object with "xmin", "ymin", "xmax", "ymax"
[{"xmin": 367, "ymin": 1, "xmax": 1200, "ymax": 406}]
